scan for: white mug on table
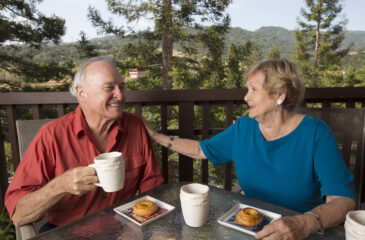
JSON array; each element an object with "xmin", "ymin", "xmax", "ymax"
[
  {"xmin": 345, "ymin": 210, "xmax": 365, "ymax": 240},
  {"xmin": 180, "ymin": 183, "xmax": 210, "ymax": 227}
]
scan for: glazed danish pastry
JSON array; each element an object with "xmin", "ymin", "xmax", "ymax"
[
  {"xmin": 236, "ymin": 207, "xmax": 263, "ymax": 226},
  {"xmin": 133, "ymin": 200, "xmax": 158, "ymax": 217}
]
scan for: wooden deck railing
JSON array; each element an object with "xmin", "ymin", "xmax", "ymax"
[{"xmin": 1, "ymin": 87, "xmax": 365, "ymax": 208}]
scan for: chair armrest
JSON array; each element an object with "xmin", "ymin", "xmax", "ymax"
[{"xmin": 15, "ymin": 224, "xmax": 37, "ymax": 240}]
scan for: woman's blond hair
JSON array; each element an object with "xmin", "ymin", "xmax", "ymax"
[{"xmin": 244, "ymin": 58, "xmax": 305, "ymax": 112}]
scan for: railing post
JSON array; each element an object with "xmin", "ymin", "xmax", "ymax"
[
  {"xmin": 32, "ymin": 105, "xmax": 40, "ymax": 119},
  {"xmin": 322, "ymin": 101, "xmax": 331, "ymax": 108},
  {"xmin": 224, "ymin": 102, "xmax": 234, "ymax": 191},
  {"xmin": 178, "ymin": 102, "xmax": 194, "ymax": 182},
  {"xmin": 56, "ymin": 104, "xmax": 66, "ymax": 117},
  {"xmin": 0, "ymin": 122, "xmax": 8, "ymax": 209},
  {"xmin": 0, "ymin": 185, "xmax": 3, "ymax": 209},
  {"xmin": 160, "ymin": 103, "xmax": 169, "ymax": 183},
  {"xmin": 346, "ymin": 101, "xmax": 355, "ymax": 108},
  {"xmin": 135, "ymin": 103, "xmax": 142, "ymax": 116},
  {"xmin": 201, "ymin": 102, "xmax": 209, "ymax": 184},
  {"xmin": 5, "ymin": 105, "xmax": 20, "ymax": 169}
]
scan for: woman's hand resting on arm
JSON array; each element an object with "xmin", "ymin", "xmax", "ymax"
[
  {"xmin": 255, "ymin": 196, "xmax": 355, "ymax": 240},
  {"xmin": 142, "ymin": 118, "xmax": 207, "ymax": 159}
]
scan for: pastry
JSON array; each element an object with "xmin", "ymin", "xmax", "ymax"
[
  {"xmin": 133, "ymin": 200, "xmax": 158, "ymax": 217},
  {"xmin": 236, "ymin": 207, "xmax": 263, "ymax": 226}
]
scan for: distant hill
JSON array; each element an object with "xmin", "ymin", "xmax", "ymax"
[
  {"xmin": 226, "ymin": 26, "xmax": 365, "ymax": 58},
  {"xmin": 225, "ymin": 27, "xmax": 296, "ymax": 58},
  {"xmin": 343, "ymin": 30, "xmax": 365, "ymax": 52},
  {"xmin": 29, "ymin": 26, "xmax": 365, "ymax": 63}
]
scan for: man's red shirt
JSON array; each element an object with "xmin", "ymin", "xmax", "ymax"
[{"xmin": 5, "ymin": 106, "xmax": 164, "ymax": 225}]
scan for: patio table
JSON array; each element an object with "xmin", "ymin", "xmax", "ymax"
[{"xmin": 33, "ymin": 182, "xmax": 345, "ymax": 240}]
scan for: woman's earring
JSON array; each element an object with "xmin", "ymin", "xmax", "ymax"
[{"xmin": 277, "ymin": 99, "xmax": 282, "ymax": 105}]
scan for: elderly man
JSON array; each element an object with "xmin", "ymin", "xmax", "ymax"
[{"xmin": 5, "ymin": 56, "xmax": 164, "ymax": 231}]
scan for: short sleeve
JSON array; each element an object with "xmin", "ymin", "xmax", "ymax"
[
  {"xmin": 200, "ymin": 118, "xmax": 247, "ymax": 166},
  {"xmin": 313, "ymin": 122, "xmax": 355, "ymax": 199}
]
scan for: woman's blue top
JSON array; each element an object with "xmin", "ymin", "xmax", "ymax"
[{"xmin": 200, "ymin": 115, "xmax": 355, "ymax": 212}]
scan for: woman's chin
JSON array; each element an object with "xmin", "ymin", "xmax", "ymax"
[{"xmin": 248, "ymin": 112, "xmax": 256, "ymax": 119}]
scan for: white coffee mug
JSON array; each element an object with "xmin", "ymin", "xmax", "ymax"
[
  {"xmin": 180, "ymin": 183, "xmax": 210, "ymax": 227},
  {"xmin": 89, "ymin": 152, "xmax": 125, "ymax": 192},
  {"xmin": 345, "ymin": 210, "xmax": 365, "ymax": 240}
]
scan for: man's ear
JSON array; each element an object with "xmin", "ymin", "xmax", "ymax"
[{"xmin": 75, "ymin": 85, "xmax": 85, "ymax": 100}]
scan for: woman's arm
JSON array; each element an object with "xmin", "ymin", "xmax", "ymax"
[
  {"xmin": 142, "ymin": 118, "xmax": 207, "ymax": 159},
  {"xmin": 255, "ymin": 196, "xmax": 355, "ymax": 239},
  {"xmin": 308, "ymin": 196, "xmax": 355, "ymax": 230}
]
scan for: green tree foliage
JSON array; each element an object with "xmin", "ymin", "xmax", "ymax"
[
  {"xmin": 88, "ymin": 0, "xmax": 232, "ymax": 89},
  {"xmin": 8, "ymin": 27, "xmax": 365, "ymax": 76},
  {"xmin": 294, "ymin": 0, "xmax": 351, "ymax": 87},
  {"xmin": 224, "ymin": 44, "xmax": 242, "ymax": 88},
  {"xmin": 0, "ymin": 0, "xmax": 66, "ymax": 81},
  {"xmin": 236, "ymin": 40, "xmax": 263, "ymax": 73},
  {"xmin": 76, "ymin": 31, "xmax": 98, "ymax": 59},
  {"xmin": 222, "ymin": 41, "xmax": 264, "ymax": 89},
  {"xmin": 268, "ymin": 44, "xmax": 281, "ymax": 59},
  {"xmin": 0, "ymin": 207, "xmax": 14, "ymax": 240},
  {"xmin": 200, "ymin": 24, "xmax": 230, "ymax": 89}
]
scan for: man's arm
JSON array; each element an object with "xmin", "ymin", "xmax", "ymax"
[{"xmin": 11, "ymin": 167, "xmax": 98, "ymax": 227}]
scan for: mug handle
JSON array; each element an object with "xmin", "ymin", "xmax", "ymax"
[{"xmin": 88, "ymin": 163, "xmax": 101, "ymax": 187}]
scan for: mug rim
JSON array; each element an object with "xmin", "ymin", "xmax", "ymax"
[
  {"xmin": 181, "ymin": 183, "xmax": 210, "ymax": 195},
  {"xmin": 346, "ymin": 211, "xmax": 365, "ymax": 229},
  {"xmin": 95, "ymin": 151, "xmax": 123, "ymax": 160}
]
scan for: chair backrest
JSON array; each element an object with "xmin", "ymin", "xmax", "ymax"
[
  {"xmin": 15, "ymin": 119, "xmax": 53, "ymax": 240},
  {"xmin": 296, "ymin": 108, "xmax": 365, "ymax": 208},
  {"xmin": 16, "ymin": 119, "xmax": 53, "ymax": 159}
]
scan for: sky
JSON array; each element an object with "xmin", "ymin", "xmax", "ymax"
[{"xmin": 37, "ymin": 0, "xmax": 365, "ymax": 43}]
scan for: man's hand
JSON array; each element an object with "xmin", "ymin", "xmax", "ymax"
[
  {"xmin": 255, "ymin": 214, "xmax": 315, "ymax": 240},
  {"xmin": 12, "ymin": 166, "xmax": 98, "ymax": 226},
  {"xmin": 61, "ymin": 167, "xmax": 98, "ymax": 195}
]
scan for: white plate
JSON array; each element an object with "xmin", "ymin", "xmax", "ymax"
[
  {"xmin": 217, "ymin": 203, "xmax": 282, "ymax": 236},
  {"xmin": 113, "ymin": 195, "xmax": 175, "ymax": 226}
]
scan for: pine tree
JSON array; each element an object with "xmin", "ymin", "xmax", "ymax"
[
  {"xmin": 238, "ymin": 41, "xmax": 263, "ymax": 73},
  {"xmin": 200, "ymin": 24, "xmax": 229, "ymax": 89},
  {"xmin": 77, "ymin": 31, "xmax": 98, "ymax": 59},
  {"xmin": 268, "ymin": 44, "xmax": 281, "ymax": 59},
  {"xmin": 225, "ymin": 44, "xmax": 242, "ymax": 88},
  {"xmin": 88, "ymin": 0, "xmax": 232, "ymax": 89},
  {"xmin": 0, "ymin": 0, "xmax": 65, "ymax": 79},
  {"xmin": 294, "ymin": 0, "xmax": 350, "ymax": 87}
]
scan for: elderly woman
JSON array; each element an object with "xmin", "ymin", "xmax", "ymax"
[{"xmin": 143, "ymin": 58, "xmax": 355, "ymax": 239}]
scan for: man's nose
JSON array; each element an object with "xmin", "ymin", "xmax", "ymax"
[{"xmin": 113, "ymin": 87, "xmax": 123, "ymax": 99}]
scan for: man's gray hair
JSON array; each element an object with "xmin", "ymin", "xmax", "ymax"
[{"xmin": 69, "ymin": 56, "xmax": 116, "ymax": 97}]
